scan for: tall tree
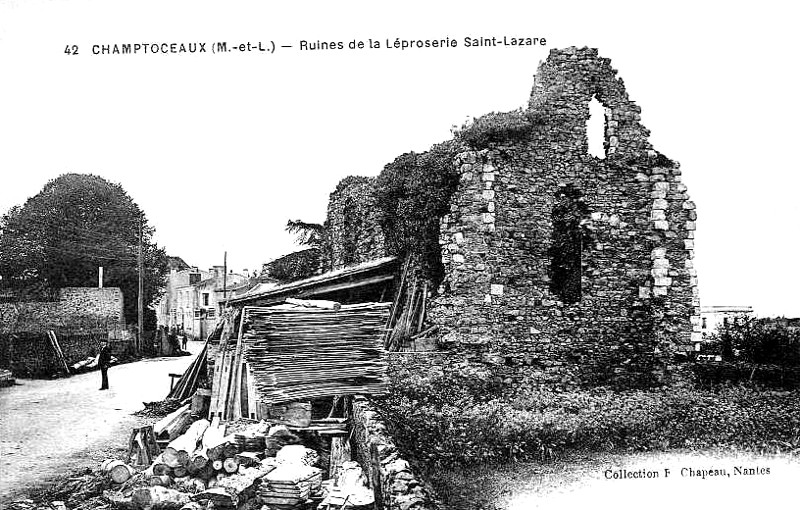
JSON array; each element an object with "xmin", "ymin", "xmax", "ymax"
[
  {"xmin": 285, "ymin": 219, "xmax": 325, "ymax": 248},
  {"xmin": 0, "ymin": 173, "xmax": 168, "ymax": 328}
]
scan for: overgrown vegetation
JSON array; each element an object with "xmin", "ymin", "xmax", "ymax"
[
  {"xmin": 692, "ymin": 362, "xmax": 800, "ymax": 389},
  {"xmin": 453, "ymin": 109, "xmax": 534, "ymax": 150},
  {"xmin": 375, "ymin": 142, "xmax": 460, "ymax": 283},
  {"xmin": 374, "ymin": 364, "xmax": 800, "ymax": 467},
  {"xmin": 285, "ymin": 220, "xmax": 326, "ymax": 249},
  {"xmin": 703, "ymin": 317, "xmax": 800, "ymax": 366},
  {"xmin": 262, "ymin": 248, "xmax": 320, "ymax": 283},
  {"xmin": 262, "ymin": 220, "xmax": 326, "ymax": 282}
]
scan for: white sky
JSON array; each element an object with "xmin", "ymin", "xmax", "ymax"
[{"xmin": 0, "ymin": 1, "xmax": 798, "ymax": 317}]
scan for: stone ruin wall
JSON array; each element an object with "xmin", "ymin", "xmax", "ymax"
[
  {"xmin": 321, "ymin": 176, "xmax": 387, "ymax": 272},
  {"xmin": 320, "ymin": 47, "xmax": 698, "ymax": 387},
  {"xmin": 429, "ymin": 47, "xmax": 698, "ymax": 387}
]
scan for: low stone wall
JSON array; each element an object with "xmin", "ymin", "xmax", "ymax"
[
  {"xmin": 0, "ymin": 287, "xmax": 130, "ymax": 377},
  {"xmin": 0, "ymin": 287, "xmax": 125, "ymax": 333},
  {"xmin": 0, "ymin": 328, "xmax": 133, "ymax": 378},
  {"xmin": 351, "ymin": 396, "xmax": 440, "ymax": 510}
]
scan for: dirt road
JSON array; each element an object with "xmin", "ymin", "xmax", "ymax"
[{"xmin": 0, "ymin": 341, "xmax": 201, "ymax": 503}]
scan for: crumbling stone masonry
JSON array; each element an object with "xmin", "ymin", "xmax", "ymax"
[
  {"xmin": 351, "ymin": 397, "xmax": 441, "ymax": 510},
  {"xmin": 321, "ymin": 176, "xmax": 386, "ymax": 272},
  {"xmin": 324, "ymin": 47, "xmax": 699, "ymax": 387}
]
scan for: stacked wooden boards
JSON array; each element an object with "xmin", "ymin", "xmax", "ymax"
[
  {"xmin": 246, "ymin": 303, "xmax": 390, "ymax": 405},
  {"xmin": 208, "ymin": 310, "xmax": 250, "ymax": 421},
  {"xmin": 209, "ymin": 303, "xmax": 390, "ymax": 420},
  {"xmin": 383, "ymin": 259, "xmax": 433, "ymax": 351},
  {"xmin": 258, "ymin": 464, "xmax": 323, "ymax": 509}
]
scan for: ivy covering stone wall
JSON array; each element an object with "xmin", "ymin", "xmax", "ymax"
[
  {"xmin": 322, "ymin": 46, "xmax": 697, "ymax": 388},
  {"xmin": 322, "ymin": 176, "xmax": 387, "ymax": 271},
  {"xmin": 429, "ymin": 47, "xmax": 697, "ymax": 387}
]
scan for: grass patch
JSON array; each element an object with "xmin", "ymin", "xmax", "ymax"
[{"xmin": 373, "ymin": 365, "xmax": 800, "ymax": 466}]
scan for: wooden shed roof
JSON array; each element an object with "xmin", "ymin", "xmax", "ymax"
[{"xmin": 227, "ymin": 256, "xmax": 399, "ymax": 306}]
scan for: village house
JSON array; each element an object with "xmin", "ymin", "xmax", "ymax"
[
  {"xmin": 699, "ymin": 305, "xmax": 755, "ymax": 339},
  {"xmin": 157, "ymin": 262, "xmax": 251, "ymax": 341}
]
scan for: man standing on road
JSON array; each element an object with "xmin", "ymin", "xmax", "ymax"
[{"xmin": 98, "ymin": 340, "xmax": 112, "ymax": 390}]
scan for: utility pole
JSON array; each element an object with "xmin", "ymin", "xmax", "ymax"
[
  {"xmin": 137, "ymin": 216, "xmax": 144, "ymax": 354},
  {"xmin": 223, "ymin": 251, "xmax": 227, "ymax": 302}
]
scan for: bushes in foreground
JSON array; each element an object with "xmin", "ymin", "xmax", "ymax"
[
  {"xmin": 373, "ymin": 368, "xmax": 800, "ymax": 466},
  {"xmin": 692, "ymin": 362, "xmax": 800, "ymax": 389}
]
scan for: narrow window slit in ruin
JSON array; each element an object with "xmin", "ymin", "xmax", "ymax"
[
  {"xmin": 550, "ymin": 186, "xmax": 586, "ymax": 304},
  {"xmin": 587, "ymin": 95, "xmax": 606, "ymax": 159}
]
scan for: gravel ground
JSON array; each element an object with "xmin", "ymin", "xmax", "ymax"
[{"xmin": 0, "ymin": 341, "xmax": 200, "ymax": 504}]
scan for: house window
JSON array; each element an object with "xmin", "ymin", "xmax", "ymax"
[
  {"xmin": 203, "ymin": 293, "xmax": 210, "ymax": 307},
  {"xmin": 702, "ymin": 317, "xmax": 707, "ymax": 329},
  {"xmin": 549, "ymin": 185, "xmax": 587, "ymax": 304},
  {"xmin": 189, "ymin": 273, "xmax": 201, "ymax": 285},
  {"xmin": 194, "ymin": 309, "xmax": 201, "ymax": 319},
  {"xmin": 207, "ymin": 309, "xmax": 216, "ymax": 319}
]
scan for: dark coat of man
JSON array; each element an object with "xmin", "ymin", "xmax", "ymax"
[{"xmin": 98, "ymin": 342, "xmax": 112, "ymax": 390}]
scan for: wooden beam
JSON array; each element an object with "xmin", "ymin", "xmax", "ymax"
[{"xmin": 298, "ymin": 274, "xmax": 394, "ymax": 298}]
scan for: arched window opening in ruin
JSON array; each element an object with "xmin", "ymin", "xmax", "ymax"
[
  {"xmin": 549, "ymin": 186, "xmax": 587, "ymax": 304},
  {"xmin": 587, "ymin": 95, "xmax": 606, "ymax": 159}
]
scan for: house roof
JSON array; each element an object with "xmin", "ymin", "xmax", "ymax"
[
  {"xmin": 196, "ymin": 272, "xmax": 249, "ymax": 291},
  {"xmin": 167, "ymin": 256, "xmax": 191, "ymax": 271},
  {"xmin": 228, "ymin": 256, "xmax": 399, "ymax": 306}
]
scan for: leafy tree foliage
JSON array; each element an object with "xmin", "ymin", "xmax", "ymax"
[
  {"xmin": 0, "ymin": 173, "xmax": 168, "ymax": 328},
  {"xmin": 285, "ymin": 220, "xmax": 326, "ymax": 248},
  {"xmin": 706, "ymin": 317, "xmax": 800, "ymax": 366},
  {"xmin": 262, "ymin": 247, "xmax": 320, "ymax": 283},
  {"xmin": 262, "ymin": 220, "xmax": 326, "ymax": 283}
]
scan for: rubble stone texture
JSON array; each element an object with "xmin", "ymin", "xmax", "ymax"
[
  {"xmin": 321, "ymin": 176, "xmax": 386, "ymax": 272},
  {"xmin": 0, "ymin": 287, "xmax": 128, "ymax": 376},
  {"xmin": 351, "ymin": 397, "xmax": 440, "ymax": 510},
  {"xmin": 324, "ymin": 47, "xmax": 698, "ymax": 388},
  {"xmin": 0, "ymin": 287, "xmax": 125, "ymax": 332}
]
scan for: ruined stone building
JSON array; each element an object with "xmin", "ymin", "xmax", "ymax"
[{"xmin": 319, "ymin": 47, "xmax": 699, "ymax": 387}]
